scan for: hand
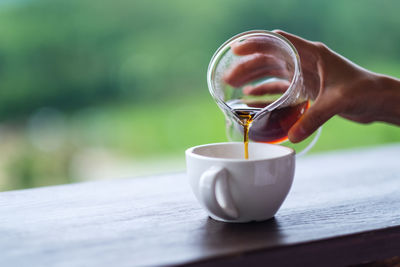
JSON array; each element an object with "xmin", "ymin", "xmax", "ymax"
[{"xmin": 224, "ymin": 30, "xmax": 400, "ymax": 143}]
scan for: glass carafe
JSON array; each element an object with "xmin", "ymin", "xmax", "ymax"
[{"xmin": 207, "ymin": 30, "xmax": 321, "ymax": 155}]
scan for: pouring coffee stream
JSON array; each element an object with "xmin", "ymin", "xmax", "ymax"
[{"xmin": 234, "ymin": 109, "xmax": 257, "ymax": 159}]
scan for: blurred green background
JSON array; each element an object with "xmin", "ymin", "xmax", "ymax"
[{"xmin": 0, "ymin": 0, "xmax": 399, "ymax": 191}]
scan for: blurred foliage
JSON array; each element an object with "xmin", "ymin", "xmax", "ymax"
[
  {"xmin": 1, "ymin": 0, "xmax": 400, "ymax": 119},
  {"xmin": 0, "ymin": 0, "xmax": 399, "ymax": 190}
]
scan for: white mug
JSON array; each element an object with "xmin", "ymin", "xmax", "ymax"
[{"xmin": 185, "ymin": 142, "xmax": 295, "ymax": 223}]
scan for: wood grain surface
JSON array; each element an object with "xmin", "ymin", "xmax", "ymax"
[{"xmin": 1, "ymin": 144, "xmax": 400, "ymax": 267}]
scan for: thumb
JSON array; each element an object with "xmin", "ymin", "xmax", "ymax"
[{"xmin": 288, "ymin": 97, "xmax": 337, "ymax": 143}]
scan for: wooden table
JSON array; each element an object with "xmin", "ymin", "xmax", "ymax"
[{"xmin": 1, "ymin": 144, "xmax": 400, "ymax": 267}]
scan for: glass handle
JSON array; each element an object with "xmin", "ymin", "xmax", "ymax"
[{"xmin": 296, "ymin": 127, "xmax": 322, "ymax": 158}]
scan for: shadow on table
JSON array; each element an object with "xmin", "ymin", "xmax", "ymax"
[{"xmin": 198, "ymin": 217, "xmax": 285, "ymax": 251}]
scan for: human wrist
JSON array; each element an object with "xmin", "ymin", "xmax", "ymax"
[{"xmin": 376, "ymin": 74, "xmax": 400, "ymax": 125}]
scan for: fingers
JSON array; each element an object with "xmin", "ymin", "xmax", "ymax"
[
  {"xmin": 231, "ymin": 36, "xmax": 280, "ymax": 56},
  {"xmin": 223, "ymin": 54, "xmax": 288, "ymax": 87},
  {"xmin": 288, "ymin": 95, "xmax": 338, "ymax": 143},
  {"xmin": 242, "ymin": 80, "xmax": 289, "ymax": 108},
  {"xmin": 241, "ymin": 100, "xmax": 269, "ymax": 108},
  {"xmin": 273, "ymin": 30, "xmax": 322, "ymax": 100},
  {"xmin": 226, "ymin": 31, "xmax": 317, "ymax": 89},
  {"xmin": 243, "ymin": 80, "xmax": 290, "ymax": 95},
  {"xmin": 273, "ymin": 29, "xmax": 321, "ymax": 71},
  {"xmin": 231, "ymin": 30, "xmax": 313, "ymax": 59},
  {"xmin": 230, "ymin": 31, "xmax": 311, "ymax": 58}
]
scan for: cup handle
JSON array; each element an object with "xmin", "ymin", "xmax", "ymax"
[
  {"xmin": 296, "ymin": 127, "xmax": 322, "ymax": 158},
  {"xmin": 199, "ymin": 166, "xmax": 239, "ymax": 220}
]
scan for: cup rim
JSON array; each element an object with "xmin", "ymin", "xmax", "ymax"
[{"xmin": 185, "ymin": 142, "xmax": 295, "ymax": 162}]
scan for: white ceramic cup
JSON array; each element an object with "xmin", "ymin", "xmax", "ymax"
[{"xmin": 185, "ymin": 142, "xmax": 295, "ymax": 223}]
